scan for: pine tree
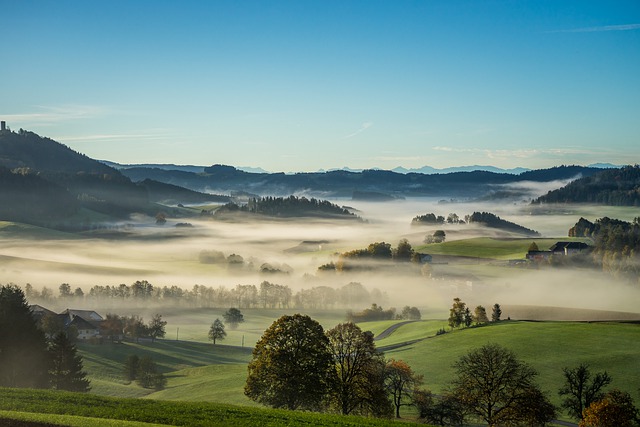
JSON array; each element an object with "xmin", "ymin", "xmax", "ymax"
[
  {"xmin": 0, "ymin": 284, "xmax": 50, "ymax": 388},
  {"xmin": 48, "ymin": 332, "xmax": 91, "ymax": 392}
]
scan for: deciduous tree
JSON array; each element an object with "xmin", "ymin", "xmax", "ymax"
[
  {"xmin": 451, "ymin": 343, "xmax": 555, "ymax": 426},
  {"xmin": 447, "ymin": 298, "xmax": 466, "ymax": 329},
  {"xmin": 325, "ymin": 322, "xmax": 391, "ymax": 417},
  {"xmin": 580, "ymin": 389, "xmax": 639, "ymax": 427},
  {"xmin": 147, "ymin": 314, "xmax": 167, "ymax": 342},
  {"xmin": 100, "ymin": 313, "xmax": 123, "ymax": 343},
  {"xmin": 208, "ymin": 318, "xmax": 226, "ymax": 345},
  {"xmin": 473, "ymin": 305, "xmax": 489, "ymax": 324},
  {"xmin": 223, "ymin": 307, "xmax": 245, "ymax": 330},
  {"xmin": 245, "ymin": 314, "xmax": 333, "ymax": 411},
  {"xmin": 384, "ymin": 359, "xmax": 423, "ymax": 418},
  {"xmin": 559, "ymin": 364, "xmax": 612, "ymax": 420}
]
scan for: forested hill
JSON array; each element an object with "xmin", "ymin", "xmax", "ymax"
[
  {"xmin": 120, "ymin": 164, "xmax": 604, "ymax": 199},
  {"xmin": 0, "ymin": 129, "xmax": 117, "ymax": 175},
  {"xmin": 534, "ymin": 165, "xmax": 640, "ymax": 206},
  {"xmin": 0, "ymin": 129, "xmax": 150, "ymax": 221}
]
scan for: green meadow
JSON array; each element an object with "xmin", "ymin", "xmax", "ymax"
[
  {"xmin": 416, "ymin": 237, "xmax": 591, "ymax": 260},
  {"xmin": 0, "ymin": 388, "xmax": 414, "ymax": 427},
  {"xmin": 75, "ymin": 310, "xmax": 640, "ymax": 422}
]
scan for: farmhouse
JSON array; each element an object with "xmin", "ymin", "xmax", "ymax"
[
  {"xmin": 526, "ymin": 241, "xmax": 591, "ymax": 261},
  {"xmin": 549, "ymin": 241, "xmax": 591, "ymax": 256},
  {"xmin": 30, "ymin": 306, "xmax": 104, "ymax": 340}
]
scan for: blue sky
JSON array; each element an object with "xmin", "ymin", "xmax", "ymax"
[{"xmin": 1, "ymin": 1, "xmax": 639, "ymax": 172}]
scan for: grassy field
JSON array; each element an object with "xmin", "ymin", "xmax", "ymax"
[
  {"xmin": 381, "ymin": 320, "xmax": 640, "ymax": 415},
  {"xmin": 76, "ymin": 312, "xmax": 640, "ymax": 423},
  {"xmin": 416, "ymin": 237, "xmax": 591, "ymax": 260},
  {"xmin": 0, "ymin": 388, "xmax": 415, "ymax": 427}
]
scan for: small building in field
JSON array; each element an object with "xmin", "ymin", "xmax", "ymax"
[
  {"xmin": 549, "ymin": 241, "xmax": 590, "ymax": 256},
  {"xmin": 527, "ymin": 241, "xmax": 590, "ymax": 262}
]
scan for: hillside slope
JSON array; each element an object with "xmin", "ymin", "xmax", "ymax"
[{"xmin": 534, "ymin": 165, "xmax": 640, "ymax": 206}]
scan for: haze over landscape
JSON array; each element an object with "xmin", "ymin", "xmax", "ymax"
[{"xmin": 1, "ymin": 2, "xmax": 640, "ymax": 426}]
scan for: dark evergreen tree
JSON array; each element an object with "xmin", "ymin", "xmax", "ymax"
[
  {"xmin": 0, "ymin": 284, "xmax": 50, "ymax": 388},
  {"xmin": 48, "ymin": 332, "xmax": 90, "ymax": 392},
  {"xmin": 491, "ymin": 303, "xmax": 502, "ymax": 322}
]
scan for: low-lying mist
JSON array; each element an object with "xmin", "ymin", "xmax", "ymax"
[{"xmin": 2, "ymin": 199, "xmax": 639, "ymax": 318}]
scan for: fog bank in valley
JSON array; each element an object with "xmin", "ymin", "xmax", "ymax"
[{"xmin": 1, "ymin": 198, "xmax": 639, "ymax": 317}]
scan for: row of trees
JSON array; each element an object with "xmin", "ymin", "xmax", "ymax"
[
  {"xmin": 243, "ymin": 314, "xmax": 560, "ymax": 424},
  {"xmin": 412, "ymin": 211, "xmax": 540, "ymax": 237},
  {"xmin": 0, "ymin": 285, "xmax": 90, "ymax": 392},
  {"xmin": 123, "ymin": 354, "xmax": 167, "ymax": 390},
  {"xmin": 448, "ymin": 297, "xmax": 502, "ymax": 329},
  {"xmin": 412, "ymin": 212, "xmax": 467, "ymax": 225},
  {"xmin": 346, "ymin": 304, "xmax": 421, "ymax": 322},
  {"xmin": 216, "ymin": 196, "xmax": 360, "ymax": 219},
  {"xmin": 569, "ymin": 216, "xmax": 640, "ymax": 281},
  {"xmin": 244, "ymin": 313, "xmax": 639, "ymax": 425},
  {"xmin": 24, "ymin": 280, "xmax": 389, "ymax": 310},
  {"xmin": 100, "ymin": 313, "xmax": 167, "ymax": 343},
  {"xmin": 319, "ymin": 239, "xmax": 430, "ymax": 272}
]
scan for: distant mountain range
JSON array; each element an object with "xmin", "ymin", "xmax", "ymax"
[
  {"xmin": 0, "ymin": 127, "xmax": 635, "ymax": 228},
  {"xmin": 105, "ymin": 162, "xmax": 622, "ymax": 175},
  {"xmin": 118, "ymin": 163, "xmax": 606, "ymax": 200}
]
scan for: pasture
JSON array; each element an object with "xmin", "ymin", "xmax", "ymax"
[
  {"xmin": 75, "ymin": 308, "xmax": 640, "ymax": 423},
  {"xmin": 0, "ymin": 388, "xmax": 413, "ymax": 427}
]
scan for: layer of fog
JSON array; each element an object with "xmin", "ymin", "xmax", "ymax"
[{"xmin": 2, "ymin": 198, "xmax": 639, "ymax": 317}]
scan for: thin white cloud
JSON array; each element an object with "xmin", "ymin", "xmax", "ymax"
[
  {"xmin": 548, "ymin": 23, "xmax": 640, "ymax": 33},
  {"xmin": 57, "ymin": 133, "xmax": 173, "ymax": 143},
  {"xmin": 343, "ymin": 122, "xmax": 373, "ymax": 139},
  {"xmin": 1, "ymin": 105, "xmax": 107, "ymax": 125}
]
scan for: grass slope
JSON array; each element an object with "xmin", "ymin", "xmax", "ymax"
[
  {"xmin": 381, "ymin": 320, "xmax": 640, "ymax": 412},
  {"xmin": 0, "ymin": 388, "xmax": 414, "ymax": 427},
  {"xmin": 417, "ymin": 237, "xmax": 590, "ymax": 260},
  {"xmin": 0, "ymin": 410, "xmax": 168, "ymax": 427}
]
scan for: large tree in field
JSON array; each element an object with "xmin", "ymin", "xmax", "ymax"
[
  {"xmin": 0, "ymin": 284, "xmax": 50, "ymax": 388},
  {"xmin": 580, "ymin": 389, "xmax": 639, "ymax": 427},
  {"xmin": 385, "ymin": 359, "xmax": 423, "ymax": 418},
  {"xmin": 559, "ymin": 364, "xmax": 612, "ymax": 421},
  {"xmin": 451, "ymin": 343, "xmax": 555, "ymax": 426},
  {"xmin": 48, "ymin": 332, "xmax": 90, "ymax": 392},
  {"xmin": 147, "ymin": 314, "xmax": 167, "ymax": 343},
  {"xmin": 245, "ymin": 314, "xmax": 333, "ymax": 411},
  {"xmin": 208, "ymin": 318, "xmax": 226, "ymax": 345},
  {"xmin": 325, "ymin": 322, "xmax": 391, "ymax": 417},
  {"xmin": 223, "ymin": 307, "xmax": 245, "ymax": 330}
]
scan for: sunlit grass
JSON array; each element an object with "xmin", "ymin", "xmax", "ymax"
[
  {"xmin": 0, "ymin": 388, "xmax": 416, "ymax": 427},
  {"xmin": 0, "ymin": 410, "xmax": 169, "ymax": 427},
  {"xmin": 417, "ymin": 237, "xmax": 591, "ymax": 260},
  {"xmin": 384, "ymin": 320, "xmax": 640, "ymax": 416}
]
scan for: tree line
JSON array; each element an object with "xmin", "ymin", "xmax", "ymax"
[
  {"xmin": 24, "ymin": 280, "xmax": 389, "ymax": 310},
  {"xmin": 245, "ymin": 311, "xmax": 639, "ymax": 426},
  {"xmin": 412, "ymin": 211, "xmax": 540, "ymax": 236},
  {"xmin": 534, "ymin": 165, "xmax": 640, "ymax": 206},
  {"xmin": 216, "ymin": 195, "xmax": 360, "ymax": 219},
  {"xmin": 319, "ymin": 239, "xmax": 431, "ymax": 273},
  {"xmin": 569, "ymin": 216, "xmax": 640, "ymax": 282}
]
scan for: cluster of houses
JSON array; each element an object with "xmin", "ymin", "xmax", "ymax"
[
  {"xmin": 30, "ymin": 305, "xmax": 103, "ymax": 340},
  {"xmin": 526, "ymin": 241, "xmax": 591, "ymax": 261}
]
